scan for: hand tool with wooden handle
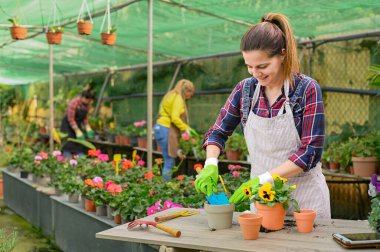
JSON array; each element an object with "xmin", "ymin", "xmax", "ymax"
[
  {"xmin": 127, "ymin": 220, "xmax": 181, "ymax": 237},
  {"xmin": 154, "ymin": 210, "xmax": 199, "ymax": 223}
]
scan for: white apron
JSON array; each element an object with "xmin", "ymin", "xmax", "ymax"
[{"xmin": 244, "ymin": 80, "xmax": 331, "ymax": 219}]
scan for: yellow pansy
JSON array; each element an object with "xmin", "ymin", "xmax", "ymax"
[
  {"xmin": 272, "ymin": 174, "xmax": 287, "ymax": 184},
  {"xmin": 259, "ymin": 183, "xmax": 276, "ymax": 201},
  {"xmin": 290, "ymin": 185, "xmax": 297, "ymax": 189}
]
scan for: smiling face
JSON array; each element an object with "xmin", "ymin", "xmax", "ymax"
[{"xmin": 242, "ymin": 50, "xmax": 285, "ymax": 88}]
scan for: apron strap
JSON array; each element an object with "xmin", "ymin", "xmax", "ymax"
[{"xmin": 250, "ymin": 82, "xmax": 261, "ymax": 108}]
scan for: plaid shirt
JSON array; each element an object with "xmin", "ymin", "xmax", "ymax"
[
  {"xmin": 66, "ymin": 97, "xmax": 90, "ymax": 130},
  {"xmin": 204, "ymin": 74, "xmax": 325, "ymax": 172}
]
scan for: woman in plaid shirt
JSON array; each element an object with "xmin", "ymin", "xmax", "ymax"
[{"xmin": 195, "ymin": 13, "xmax": 330, "ymax": 218}]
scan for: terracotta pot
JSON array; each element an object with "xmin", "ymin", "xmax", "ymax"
[
  {"xmin": 114, "ymin": 135, "xmax": 121, "ymax": 144},
  {"xmin": 352, "ymin": 156, "xmax": 378, "ymax": 177},
  {"xmin": 46, "ymin": 32, "xmax": 63, "ymax": 45},
  {"xmin": 10, "ymin": 26, "xmax": 28, "ymax": 40},
  {"xmin": 329, "ymin": 162, "xmax": 340, "ymax": 173},
  {"xmin": 84, "ymin": 199, "xmax": 96, "ymax": 212},
  {"xmin": 293, "ymin": 209, "xmax": 317, "ymax": 233},
  {"xmin": 101, "ymin": 33, "xmax": 117, "ymax": 46},
  {"xmin": 255, "ymin": 202, "xmax": 285, "ymax": 231},
  {"xmin": 226, "ymin": 150, "xmax": 241, "ymax": 161},
  {"xmin": 0, "ymin": 178, "xmax": 3, "ymax": 198},
  {"xmin": 238, "ymin": 213, "xmax": 263, "ymax": 240},
  {"xmin": 114, "ymin": 214, "xmax": 122, "ymax": 224},
  {"xmin": 204, "ymin": 202, "xmax": 235, "ymax": 230},
  {"xmin": 120, "ymin": 135, "xmax": 130, "ymax": 146},
  {"xmin": 77, "ymin": 22, "xmax": 93, "ymax": 35},
  {"xmin": 137, "ymin": 137, "xmax": 147, "ymax": 149}
]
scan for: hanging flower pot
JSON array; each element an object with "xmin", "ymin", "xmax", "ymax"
[
  {"xmin": 238, "ymin": 213, "xmax": 263, "ymax": 240},
  {"xmin": 101, "ymin": 32, "xmax": 117, "ymax": 46},
  {"xmin": 9, "ymin": 26, "xmax": 28, "ymax": 40},
  {"xmin": 293, "ymin": 209, "xmax": 317, "ymax": 233},
  {"xmin": 7, "ymin": 17, "xmax": 28, "ymax": 40},
  {"xmin": 77, "ymin": 20, "xmax": 93, "ymax": 35},
  {"xmin": 46, "ymin": 26, "xmax": 64, "ymax": 45},
  {"xmin": 255, "ymin": 201, "xmax": 285, "ymax": 231}
]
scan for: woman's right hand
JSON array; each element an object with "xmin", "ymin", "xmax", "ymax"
[{"xmin": 194, "ymin": 158, "xmax": 219, "ymax": 196}]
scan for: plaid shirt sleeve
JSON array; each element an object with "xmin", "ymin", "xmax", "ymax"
[
  {"xmin": 66, "ymin": 97, "xmax": 81, "ymax": 130},
  {"xmin": 203, "ymin": 81, "xmax": 245, "ymax": 152},
  {"xmin": 288, "ymin": 79, "xmax": 325, "ymax": 171}
]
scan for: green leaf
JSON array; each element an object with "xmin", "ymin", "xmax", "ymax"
[{"xmin": 68, "ymin": 138, "xmax": 96, "ymax": 150}]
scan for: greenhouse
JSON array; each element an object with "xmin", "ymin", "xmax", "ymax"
[{"xmin": 0, "ymin": 0, "xmax": 380, "ymax": 251}]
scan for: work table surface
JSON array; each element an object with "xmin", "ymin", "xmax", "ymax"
[{"xmin": 96, "ymin": 207, "xmax": 376, "ymax": 252}]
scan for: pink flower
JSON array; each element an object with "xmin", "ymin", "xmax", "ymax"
[
  {"xmin": 69, "ymin": 159, "xmax": 77, "ymax": 165},
  {"xmin": 232, "ymin": 171, "xmax": 239, "ymax": 178},
  {"xmin": 228, "ymin": 164, "xmax": 235, "ymax": 171},
  {"xmin": 137, "ymin": 160, "xmax": 145, "ymax": 166},
  {"xmin": 98, "ymin": 154, "xmax": 109, "ymax": 162},
  {"xmin": 181, "ymin": 133, "xmax": 190, "ymax": 140},
  {"xmin": 35, "ymin": 155, "xmax": 42, "ymax": 161},
  {"xmin": 163, "ymin": 200, "xmax": 174, "ymax": 209},
  {"xmin": 147, "ymin": 206, "xmax": 158, "ymax": 216},
  {"xmin": 105, "ymin": 180, "xmax": 115, "ymax": 190},
  {"xmin": 52, "ymin": 150, "xmax": 61, "ymax": 157},
  {"xmin": 57, "ymin": 156, "xmax": 64, "ymax": 162},
  {"xmin": 39, "ymin": 152, "xmax": 48, "ymax": 159},
  {"xmin": 172, "ymin": 204, "xmax": 183, "ymax": 208},
  {"xmin": 93, "ymin": 176, "xmax": 103, "ymax": 183},
  {"xmin": 107, "ymin": 183, "xmax": 122, "ymax": 194},
  {"xmin": 235, "ymin": 165, "xmax": 241, "ymax": 170},
  {"xmin": 154, "ymin": 199, "xmax": 162, "ymax": 210}
]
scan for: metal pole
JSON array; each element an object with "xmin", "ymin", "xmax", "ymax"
[
  {"xmin": 49, "ymin": 44, "xmax": 54, "ymax": 153},
  {"xmin": 147, "ymin": 0, "xmax": 153, "ymax": 170},
  {"xmin": 94, "ymin": 73, "xmax": 111, "ymax": 117},
  {"xmin": 167, "ymin": 63, "xmax": 182, "ymax": 92}
]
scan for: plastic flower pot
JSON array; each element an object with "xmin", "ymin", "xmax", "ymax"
[
  {"xmin": 46, "ymin": 32, "xmax": 63, "ymax": 45},
  {"xmin": 293, "ymin": 209, "xmax": 317, "ymax": 233},
  {"xmin": 101, "ymin": 33, "xmax": 117, "ymax": 46},
  {"xmin": 255, "ymin": 202, "xmax": 285, "ymax": 231},
  {"xmin": 77, "ymin": 21, "xmax": 93, "ymax": 35},
  {"xmin": 238, "ymin": 213, "xmax": 263, "ymax": 240},
  {"xmin": 96, "ymin": 205, "xmax": 107, "ymax": 216},
  {"xmin": 68, "ymin": 192, "xmax": 79, "ymax": 203},
  {"xmin": 204, "ymin": 202, "xmax": 235, "ymax": 230},
  {"xmin": 9, "ymin": 26, "xmax": 28, "ymax": 40},
  {"xmin": 84, "ymin": 198, "xmax": 96, "ymax": 212}
]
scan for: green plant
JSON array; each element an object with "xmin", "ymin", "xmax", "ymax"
[
  {"xmin": 251, "ymin": 175, "xmax": 300, "ymax": 211},
  {"xmin": 351, "ymin": 132, "xmax": 380, "ymax": 158},
  {"xmin": 368, "ymin": 174, "xmax": 380, "ymax": 233},
  {"xmin": 7, "ymin": 17, "xmax": 20, "ymax": 26},
  {"xmin": 0, "ymin": 228, "xmax": 17, "ymax": 252},
  {"xmin": 225, "ymin": 132, "xmax": 245, "ymax": 152},
  {"xmin": 368, "ymin": 65, "xmax": 380, "ymax": 86},
  {"xmin": 109, "ymin": 25, "xmax": 117, "ymax": 34},
  {"xmin": 324, "ymin": 141, "xmax": 343, "ymax": 163},
  {"xmin": 48, "ymin": 26, "xmax": 64, "ymax": 33}
]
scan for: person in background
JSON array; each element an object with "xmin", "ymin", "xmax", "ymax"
[
  {"xmin": 154, "ymin": 79, "xmax": 196, "ymax": 182},
  {"xmin": 195, "ymin": 13, "xmax": 331, "ymax": 218},
  {"xmin": 61, "ymin": 90, "xmax": 95, "ymax": 157}
]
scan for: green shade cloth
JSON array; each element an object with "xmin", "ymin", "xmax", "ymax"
[{"xmin": 1, "ymin": 0, "xmax": 379, "ymax": 84}]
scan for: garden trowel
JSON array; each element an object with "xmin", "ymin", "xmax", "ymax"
[{"xmin": 205, "ymin": 175, "xmax": 229, "ymax": 205}]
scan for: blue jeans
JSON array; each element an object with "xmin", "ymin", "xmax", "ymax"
[{"xmin": 154, "ymin": 124, "xmax": 175, "ymax": 182}]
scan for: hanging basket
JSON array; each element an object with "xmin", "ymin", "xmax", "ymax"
[
  {"xmin": 77, "ymin": 21, "xmax": 93, "ymax": 35},
  {"xmin": 101, "ymin": 33, "xmax": 117, "ymax": 46},
  {"xmin": 9, "ymin": 26, "xmax": 28, "ymax": 40},
  {"xmin": 46, "ymin": 32, "xmax": 63, "ymax": 45}
]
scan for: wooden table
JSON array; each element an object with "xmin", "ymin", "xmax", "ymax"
[{"xmin": 96, "ymin": 207, "xmax": 377, "ymax": 252}]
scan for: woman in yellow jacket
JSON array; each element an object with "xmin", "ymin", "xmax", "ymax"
[{"xmin": 154, "ymin": 79, "xmax": 195, "ymax": 181}]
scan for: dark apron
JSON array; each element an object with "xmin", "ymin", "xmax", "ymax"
[{"xmin": 61, "ymin": 107, "xmax": 88, "ymax": 154}]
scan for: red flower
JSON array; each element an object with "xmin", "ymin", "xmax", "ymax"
[
  {"xmin": 122, "ymin": 159, "xmax": 134, "ymax": 169},
  {"xmin": 177, "ymin": 175, "xmax": 184, "ymax": 181},
  {"xmin": 193, "ymin": 163, "xmax": 203, "ymax": 172},
  {"xmin": 133, "ymin": 154, "xmax": 140, "ymax": 160},
  {"xmin": 144, "ymin": 172, "xmax": 154, "ymax": 179},
  {"xmin": 88, "ymin": 149, "xmax": 98, "ymax": 157},
  {"xmin": 84, "ymin": 179, "xmax": 95, "ymax": 187},
  {"xmin": 155, "ymin": 158, "xmax": 163, "ymax": 164}
]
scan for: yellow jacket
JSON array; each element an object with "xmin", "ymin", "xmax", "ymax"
[{"xmin": 157, "ymin": 92, "xmax": 189, "ymax": 131}]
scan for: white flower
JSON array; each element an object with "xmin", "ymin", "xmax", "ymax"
[{"xmin": 368, "ymin": 183, "xmax": 377, "ymax": 197}]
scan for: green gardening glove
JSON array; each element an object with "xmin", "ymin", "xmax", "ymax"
[
  {"xmin": 229, "ymin": 177, "xmax": 260, "ymax": 204},
  {"xmin": 75, "ymin": 129, "xmax": 85, "ymax": 140},
  {"xmin": 86, "ymin": 129, "xmax": 95, "ymax": 139},
  {"xmin": 194, "ymin": 164, "xmax": 218, "ymax": 196}
]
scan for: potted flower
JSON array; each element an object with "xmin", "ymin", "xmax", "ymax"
[
  {"xmin": 368, "ymin": 174, "xmax": 380, "ymax": 235},
  {"xmin": 101, "ymin": 25, "xmax": 117, "ymax": 46},
  {"xmin": 225, "ymin": 132, "xmax": 245, "ymax": 161},
  {"xmin": 77, "ymin": 19, "xmax": 93, "ymax": 35},
  {"xmin": 46, "ymin": 26, "xmax": 64, "ymax": 44},
  {"xmin": 7, "ymin": 17, "xmax": 28, "ymax": 40},
  {"xmin": 133, "ymin": 120, "xmax": 147, "ymax": 148},
  {"xmin": 251, "ymin": 174, "xmax": 299, "ymax": 231},
  {"xmin": 324, "ymin": 141, "xmax": 342, "ymax": 172},
  {"xmin": 351, "ymin": 133, "xmax": 379, "ymax": 177}
]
